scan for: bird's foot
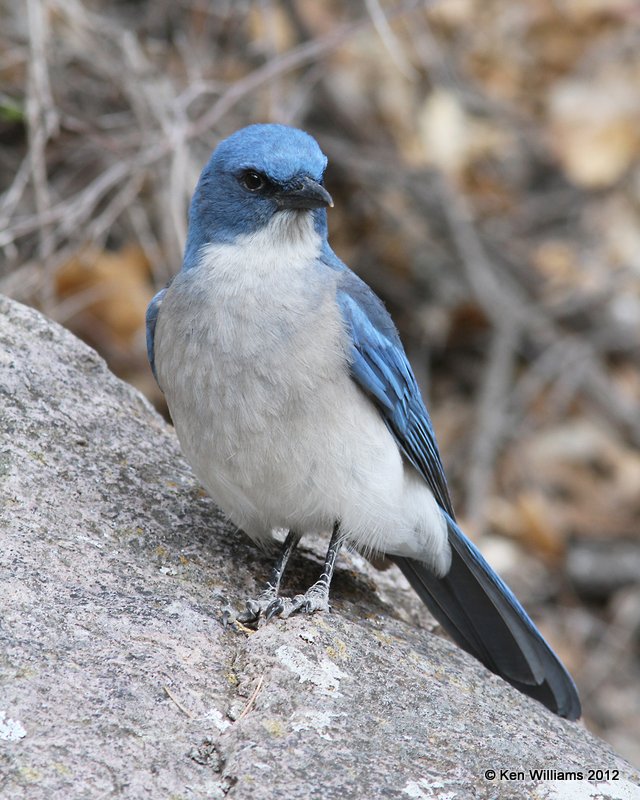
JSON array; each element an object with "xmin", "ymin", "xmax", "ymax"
[
  {"xmin": 231, "ymin": 585, "xmax": 281, "ymax": 626},
  {"xmin": 223, "ymin": 583, "xmax": 290, "ymax": 627},
  {"xmin": 223, "ymin": 579, "xmax": 332, "ymax": 628},
  {"xmin": 267, "ymin": 580, "xmax": 331, "ymax": 620}
]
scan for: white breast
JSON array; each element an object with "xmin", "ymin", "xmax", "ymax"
[{"xmin": 154, "ymin": 211, "xmax": 450, "ymax": 574}]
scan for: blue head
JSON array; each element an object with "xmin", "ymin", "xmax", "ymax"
[{"xmin": 183, "ymin": 124, "xmax": 332, "ymax": 268}]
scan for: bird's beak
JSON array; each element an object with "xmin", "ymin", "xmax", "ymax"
[{"xmin": 275, "ymin": 176, "xmax": 334, "ymax": 210}]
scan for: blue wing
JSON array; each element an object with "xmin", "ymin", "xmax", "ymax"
[
  {"xmin": 334, "ymin": 264, "xmax": 454, "ymax": 518},
  {"xmin": 331, "ymin": 253, "xmax": 581, "ymax": 719},
  {"xmin": 146, "ymin": 285, "xmax": 169, "ymax": 381}
]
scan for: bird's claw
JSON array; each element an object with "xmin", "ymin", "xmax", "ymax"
[
  {"xmin": 231, "ymin": 588, "xmax": 279, "ymax": 626},
  {"xmin": 236, "ymin": 598, "xmax": 267, "ymax": 625},
  {"xmin": 265, "ymin": 597, "xmax": 286, "ymax": 621},
  {"xmin": 296, "ymin": 588, "xmax": 331, "ymax": 616},
  {"xmin": 277, "ymin": 584, "xmax": 331, "ymax": 618},
  {"xmin": 225, "ymin": 581, "xmax": 331, "ymax": 627}
]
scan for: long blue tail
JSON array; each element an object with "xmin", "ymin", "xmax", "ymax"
[{"xmin": 392, "ymin": 517, "xmax": 581, "ymax": 719}]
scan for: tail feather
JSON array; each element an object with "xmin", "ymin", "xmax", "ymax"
[{"xmin": 392, "ymin": 517, "xmax": 581, "ymax": 720}]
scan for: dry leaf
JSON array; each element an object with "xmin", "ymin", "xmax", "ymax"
[
  {"xmin": 55, "ymin": 244, "xmax": 152, "ymax": 349},
  {"xmin": 418, "ymin": 89, "xmax": 470, "ymax": 175},
  {"xmin": 549, "ymin": 73, "xmax": 640, "ymax": 187}
]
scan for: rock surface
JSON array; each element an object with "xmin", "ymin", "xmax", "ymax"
[{"xmin": 1, "ymin": 295, "xmax": 638, "ymax": 800}]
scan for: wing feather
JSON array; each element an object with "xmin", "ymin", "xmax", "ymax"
[{"xmin": 336, "ymin": 271, "xmax": 454, "ymax": 518}]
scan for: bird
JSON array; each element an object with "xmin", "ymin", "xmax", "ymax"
[{"xmin": 146, "ymin": 123, "xmax": 581, "ymax": 720}]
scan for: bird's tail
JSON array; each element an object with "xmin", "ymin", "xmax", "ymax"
[{"xmin": 391, "ymin": 516, "xmax": 581, "ymax": 720}]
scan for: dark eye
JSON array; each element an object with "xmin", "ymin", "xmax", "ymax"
[{"xmin": 240, "ymin": 170, "xmax": 266, "ymax": 192}]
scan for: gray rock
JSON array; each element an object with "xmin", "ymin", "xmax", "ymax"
[{"xmin": 0, "ymin": 295, "xmax": 638, "ymax": 800}]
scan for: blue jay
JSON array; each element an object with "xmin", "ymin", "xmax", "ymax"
[{"xmin": 147, "ymin": 123, "xmax": 581, "ymax": 720}]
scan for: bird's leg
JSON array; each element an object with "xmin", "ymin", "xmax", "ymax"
[
  {"xmin": 274, "ymin": 521, "xmax": 344, "ymax": 619},
  {"xmin": 235, "ymin": 529, "xmax": 301, "ymax": 624}
]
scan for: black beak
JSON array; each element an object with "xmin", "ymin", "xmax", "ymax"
[{"xmin": 275, "ymin": 176, "xmax": 334, "ymax": 210}]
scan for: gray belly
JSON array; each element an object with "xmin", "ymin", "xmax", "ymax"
[{"xmin": 153, "ymin": 273, "xmax": 352, "ymax": 537}]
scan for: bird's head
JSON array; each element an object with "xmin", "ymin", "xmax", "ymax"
[{"xmin": 184, "ymin": 124, "xmax": 332, "ymax": 266}]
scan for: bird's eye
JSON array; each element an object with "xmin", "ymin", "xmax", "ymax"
[{"xmin": 240, "ymin": 170, "xmax": 266, "ymax": 192}]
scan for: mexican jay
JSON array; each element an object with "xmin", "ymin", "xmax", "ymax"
[{"xmin": 147, "ymin": 123, "xmax": 581, "ymax": 720}]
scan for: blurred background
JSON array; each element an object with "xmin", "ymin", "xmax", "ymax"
[{"xmin": 1, "ymin": 0, "xmax": 639, "ymax": 764}]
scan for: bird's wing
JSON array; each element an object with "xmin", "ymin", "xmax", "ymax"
[
  {"xmin": 145, "ymin": 285, "xmax": 169, "ymax": 381},
  {"xmin": 335, "ymin": 267, "xmax": 454, "ymax": 518},
  {"xmin": 334, "ymin": 264, "xmax": 581, "ymax": 719}
]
